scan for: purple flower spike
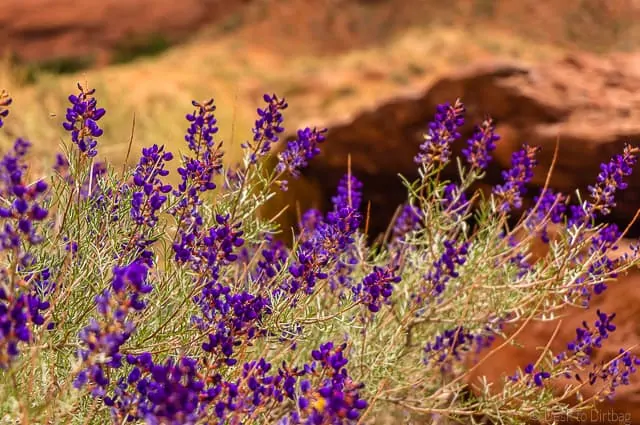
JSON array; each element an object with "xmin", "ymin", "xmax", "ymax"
[
  {"xmin": 276, "ymin": 127, "xmax": 327, "ymax": 181},
  {"xmin": 414, "ymin": 99, "xmax": 465, "ymax": 167},
  {"xmin": 462, "ymin": 118, "xmax": 500, "ymax": 170},
  {"xmin": 242, "ymin": 94, "xmax": 288, "ymax": 164},
  {"xmin": 62, "ymin": 84, "xmax": 105, "ymax": 158},
  {"xmin": 131, "ymin": 144, "xmax": 173, "ymax": 227},
  {"xmin": 355, "ymin": 265, "xmax": 401, "ymax": 313},
  {"xmin": 75, "ymin": 261, "xmax": 151, "ymax": 393},
  {"xmin": 492, "ymin": 144, "xmax": 540, "ymax": 213},
  {"xmin": 185, "ymin": 99, "xmax": 218, "ymax": 157},
  {"xmin": 331, "ymin": 173, "xmax": 363, "ymax": 212},
  {"xmin": 586, "ymin": 144, "xmax": 639, "ymax": 218}
]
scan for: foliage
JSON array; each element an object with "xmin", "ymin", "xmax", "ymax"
[{"xmin": 0, "ymin": 84, "xmax": 638, "ymax": 425}]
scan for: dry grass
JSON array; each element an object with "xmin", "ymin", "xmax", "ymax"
[{"xmin": 0, "ymin": 26, "xmax": 563, "ymax": 175}]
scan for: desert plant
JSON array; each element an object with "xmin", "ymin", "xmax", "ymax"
[{"xmin": 0, "ymin": 86, "xmax": 638, "ymax": 425}]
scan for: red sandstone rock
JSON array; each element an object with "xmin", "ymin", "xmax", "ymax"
[
  {"xmin": 297, "ymin": 53, "xmax": 640, "ymax": 236},
  {"xmin": 0, "ymin": 0, "xmax": 247, "ymax": 65}
]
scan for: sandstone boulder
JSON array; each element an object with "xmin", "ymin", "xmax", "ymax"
[{"xmin": 297, "ymin": 53, "xmax": 640, "ymax": 237}]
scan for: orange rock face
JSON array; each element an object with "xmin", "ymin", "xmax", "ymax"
[
  {"xmin": 0, "ymin": 0, "xmax": 246, "ymax": 65},
  {"xmin": 466, "ymin": 236, "xmax": 640, "ymax": 424},
  {"xmin": 299, "ymin": 53, "xmax": 640, "ymax": 236}
]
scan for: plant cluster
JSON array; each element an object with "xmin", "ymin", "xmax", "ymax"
[{"xmin": 0, "ymin": 84, "xmax": 639, "ymax": 425}]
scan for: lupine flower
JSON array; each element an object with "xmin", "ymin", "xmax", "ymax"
[
  {"xmin": 493, "ymin": 144, "xmax": 540, "ymax": 213},
  {"xmin": 108, "ymin": 353, "xmax": 305, "ymax": 424},
  {"xmin": 170, "ymin": 99, "xmax": 224, "ymax": 259},
  {"xmin": 62, "ymin": 84, "xmax": 105, "ymax": 158},
  {"xmin": 299, "ymin": 208, "xmax": 325, "ymax": 240},
  {"xmin": 422, "ymin": 239, "xmax": 470, "ymax": 301},
  {"xmin": 130, "ymin": 144, "xmax": 173, "ymax": 227},
  {"xmin": 414, "ymin": 99, "xmax": 465, "ymax": 167},
  {"xmin": 462, "ymin": 118, "xmax": 500, "ymax": 170},
  {"xmin": 331, "ymin": 174, "xmax": 363, "ymax": 212},
  {"xmin": 174, "ymin": 213, "xmax": 244, "ymax": 275},
  {"xmin": 283, "ymin": 176, "xmax": 363, "ymax": 295},
  {"xmin": 284, "ymin": 342, "xmax": 368, "ymax": 424},
  {"xmin": 256, "ymin": 234, "xmax": 289, "ymax": 283},
  {"xmin": 326, "ymin": 174, "xmax": 363, "ymax": 292},
  {"xmin": 0, "ymin": 90, "xmax": 11, "ymax": 128},
  {"xmin": 598, "ymin": 349, "xmax": 640, "ymax": 399},
  {"xmin": 524, "ymin": 188, "xmax": 567, "ymax": 243},
  {"xmin": 353, "ymin": 265, "xmax": 401, "ymax": 312},
  {"xmin": 571, "ymin": 224, "xmax": 623, "ymax": 305},
  {"xmin": 276, "ymin": 127, "xmax": 327, "ymax": 180},
  {"xmin": 74, "ymin": 261, "xmax": 151, "ymax": 395},
  {"xmin": 196, "ymin": 283, "xmax": 269, "ymax": 365},
  {"xmin": 185, "ymin": 99, "xmax": 218, "ymax": 156},
  {"xmin": 110, "ymin": 354, "xmax": 206, "ymax": 424},
  {"xmin": 551, "ymin": 310, "xmax": 640, "ymax": 399},
  {"xmin": 285, "ymin": 205, "xmax": 361, "ymax": 296},
  {"xmin": 585, "ymin": 144, "xmax": 639, "ymax": 217},
  {"xmin": 391, "ymin": 203, "xmax": 423, "ymax": 243},
  {"xmin": 243, "ymin": 94, "xmax": 288, "ymax": 164},
  {"xmin": 441, "ymin": 182, "xmax": 470, "ymax": 219},
  {"xmin": 555, "ymin": 310, "xmax": 617, "ymax": 368},
  {"xmin": 0, "ymin": 139, "xmax": 49, "ymax": 249},
  {"xmin": 0, "ymin": 139, "xmax": 52, "ymax": 370},
  {"xmin": 425, "ymin": 326, "xmax": 496, "ymax": 373},
  {"xmin": 509, "ymin": 363, "xmax": 551, "ymax": 388},
  {"xmin": 0, "ymin": 289, "xmax": 50, "ymax": 368}
]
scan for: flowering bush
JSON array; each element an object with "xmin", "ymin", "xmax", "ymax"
[{"xmin": 0, "ymin": 84, "xmax": 639, "ymax": 425}]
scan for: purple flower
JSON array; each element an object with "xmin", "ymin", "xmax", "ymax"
[
  {"xmin": 556, "ymin": 310, "xmax": 616, "ymax": 367},
  {"xmin": 425, "ymin": 326, "xmax": 496, "ymax": 372},
  {"xmin": 284, "ymin": 342, "xmax": 368, "ymax": 424},
  {"xmin": 0, "ymin": 90, "xmax": 11, "ymax": 128},
  {"xmin": 243, "ymin": 94, "xmax": 288, "ymax": 164},
  {"xmin": 0, "ymin": 139, "xmax": 49, "ymax": 249},
  {"xmin": 420, "ymin": 239, "xmax": 470, "ymax": 302},
  {"xmin": 354, "ymin": 265, "xmax": 401, "ymax": 312},
  {"xmin": 331, "ymin": 174, "xmax": 363, "ymax": 212},
  {"xmin": 170, "ymin": 101, "xmax": 226, "ymax": 263},
  {"xmin": 462, "ymin": 118, "xmax": 500, "ymax": 170},
  {"xmin": 62, "ymin": 84, "xmax": 105, "ymax": 158},
  {"xmin": 524, "ymin": 189, "xmax": 567, "ymax": 243},
  {"xmin": 586, "ymin": 144, "xmax": 638, "ymax": 218},
  {"xmin": 173, "ymin": 213, "xmax": 244, "ymax": 274},
  {"xmin": 299, "ymin": 209, "xmax": 324, "ymax": 240},
  {"xmin": 509, "ymin": 363, "xmax": 551, "ymax": 388},
  {"xmin": 108, "ymin": 353, "xmax": 303, "ymax": 424},
  {"xmin": 551, "ymin": 309, "xmax": 640, "ymax": 399},
  {"xmin": 285, "ymin": 205, "xmax": 361, "ymax": 296},
  {"xmin": 391, "ymin": 203, "xmax": 423, "ymax": 243},
  {"xmin": 74, "ymin": 261, "xmax": 151, "ymax": 394},
  {"xmin": 276, "ymin": 127, "xmax": 327, "ymax": 179},
  {"xmin": 441, "ymin": 183, "xmax": 470, "ymax": 219},
  {"xmin": 414, "ymin": 99, "xmax": 465, "ymax": 167},
  {"xmin": 256, "ymin": 234, "xmax": 289, "ymax": 282},
  {"xmin": 185, "ymin": 99, "xmax": 218, "ymax": 157},
  {"xmin": 492, "ymin": 144, "xmax": 540, "ymax": 213},
  {"xmin": 0, "ymin": 291, "xmax": 50, "ymax": 368},
  {"xmin": 130, "ymin": 144, "xmax": 173, "ymax": 227},
  {"xmin": 571, "ymin": 224, "xmax": 621, "ymax": 305},
  {"xmin": 196, "ymin": 285, "xmax": 268, "ymax": 365}
]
